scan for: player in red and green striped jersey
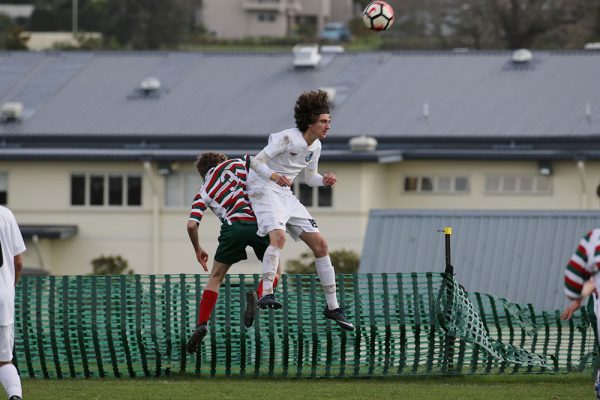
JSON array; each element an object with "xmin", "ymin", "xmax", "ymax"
[
  {"xmin": 186, "ymin": 152, "xmax": 281, "ymax": 354},
  {"xmin": 561, "ymin": 229, "xmax": 600, "ymax": 399},
  {"xmin": 562, "ymin": 230, "xmax": 598, "ymax": 312}
]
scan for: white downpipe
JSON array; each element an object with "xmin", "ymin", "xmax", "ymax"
[
  {"xmin": 576, "ymin": 160, "xmax": 588, "ymax": 209},
  {"xmin": 143, "ymin": 161, "xmax": 160, "ymax": 275},
  {"xmin": 32, "ymin": 234, "xmax": 45, "ymax": 270}
]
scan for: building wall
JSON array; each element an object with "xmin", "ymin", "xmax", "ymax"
[
  {"xmin": 329, "ymin": 0, "xmax": 354, "ymax": 24},
  {"xmin": 387, "ymin": 160, "xmax": 599, "ymax": 210},
  {"xmin": 200, "ymin": 0, "xmax": 353, "ymax": 39},
  {"xmin": 202, "ymin": 0, "xmax": 288, "ymax": 38},
  {"xmin": 297, "ymin": 0, "xmax": 329, "ymax": 33},
  {"xmin": 6, "ymin": 158, "xmax": 599, "ymax": 277}
]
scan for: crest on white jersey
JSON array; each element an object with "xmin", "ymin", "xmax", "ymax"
[{"xmin": 305, "ymin": 152, "xmax": 314, "ymax": 162}]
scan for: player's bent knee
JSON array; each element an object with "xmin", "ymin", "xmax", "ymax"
[
  {"xmin": 209, "ymin": 273, "xmax": 225, "ymax": 284},
  {"xmin": 210, "ymin": 269, "xmax": 226, "ymax": 282},
  {"xmin": 311, "ymin": 239, "xmax": 329, "ymax": 258},
  {"xmin": 210, "ymin": 262, "xmax": 230, "ymax": 283},
  {"xmin": 300, "ymin": 232, "xmax": 328, "ymax": 257},
  {"xmin": 269, "ymin": 230, "xmax": 286, "ymax": 248}
]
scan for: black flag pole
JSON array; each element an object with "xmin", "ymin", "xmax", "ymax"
[
  {"xmin": 439, "ymin": 226, "xmax": 455, "ymax": 373},
  {"xmin": 443, "ymin": 227, "xmax": 454, "ymax": 275}
]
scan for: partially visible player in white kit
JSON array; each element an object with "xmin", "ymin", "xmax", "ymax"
[
  {"xmin": 0, "ymin": 206, "xmax": 26, "ymax": 400},
  {"xmin": 247, "ymin": 89, "xmax": 354, "ymax": 331},
  {"xmin": 561, "ymin": 228, "xmax": 600, "ymax": 399}
]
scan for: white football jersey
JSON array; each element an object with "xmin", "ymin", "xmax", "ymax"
[
  {"xmin": 0, "ymin": 206, "xmax": 26, "ymax": 326},
  {"xmin": 248, "ymin": 128, "xmax": 321, "ymax": 193}
]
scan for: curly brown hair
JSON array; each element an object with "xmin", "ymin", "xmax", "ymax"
[
  {"xmin": 195, "ymin": 152, "xmax": 228, "ymax": 179},
  {"xmin": 294, "ymin": 89, "xmax": 330, "ymax": 132}
]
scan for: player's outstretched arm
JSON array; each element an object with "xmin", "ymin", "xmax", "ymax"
[
  {"xmin": 304, "ymin": 168, "xmax": 337, "ymax": 187},
  {"xmin": 251, "ymin": 150, "xmax": 291, "ymax": 187},
  {"xmin": 560, "ymin": 298, "xmax": 582, "ymax": 320},
  {"xmin": 14, "ymin": 254, "xmax": 23, "ymax": 286},
  {"xmin": 322, "ymin": 172, "xmax": 337, "ymax": 186},
  {"xmin": 187, "ymin": 220, "xmax": 209, "ymax": 271},
  {"xmin": 562, "ymin": 278, "xmax": 597, "ymax": 320}
]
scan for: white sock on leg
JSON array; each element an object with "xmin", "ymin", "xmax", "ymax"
[
  {"xmin": 261, "ymin": 245, "xmax": 281, "ymax": 296},
  {"xmin": 315, "ymin": 255, "xmax": 339, "ymax": 310},
  {"xmin": 0, "ymin": 363, "xmax": 22, "ymax": 399}
]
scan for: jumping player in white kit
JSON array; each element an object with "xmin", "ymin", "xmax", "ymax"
[
  {"xmin": 0, "ymin": 206, "xmax": 26, "ymax": 400},
  {"xmin": 247, "ymin": 89, "xmax": 354, "ymax": 331}
]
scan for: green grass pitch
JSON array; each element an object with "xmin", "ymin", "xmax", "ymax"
[{"xmin": 22, "ymin": 373, "xmax": 594, "ymax": 399}]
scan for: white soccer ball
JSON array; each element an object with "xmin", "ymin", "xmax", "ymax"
[{"xmin": 362, "ymin": 1, "xmax": 395, "ymax": 32}]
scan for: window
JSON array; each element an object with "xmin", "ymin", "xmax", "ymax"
[
  {"xmin": 165, "ymin": 172, "xmax": 200, "ymax": 207},
  {"xmin": 291, "ymin": 181, "xmax": 333, "ymax": 208},
  {"xmin": 404, "ymin": 177, "xmax": 418, "ymax": 192},
  {"xmin": 421, "ymin": 177, "xmax": 434, "ymax": 192},
  {"xmin": 71, "ymin": 175, "xmax": 85, "ymax": 205},
  {"xmin": 298, "ymin": 183, "xmax": 313, "ymax": 207},
  {"xmin": 70, "ymin": 173, "xmax": 143, "ymax": 207},
  {"xmin": 127, "ymin": 176, "xmax": 142, "ymax": 206},
  {"xmin": 108, "ymin": 175, "xmax": 123, "ymax": 206},
  {"xmin": 485, "ymin": 176, "xmax": 552, "ymax": 195},
  {"xmin": 454, "ymin": 177, "xmax": 468, "ymax": 192},
  {"xmin": 0, "ymin": 172, "xmax": 8, "ymax": 206},
  {"xmin": 317, "ymin": 186, "xmax": 333, "ymax": 207},
  {"xmin": 403, "ymin": 176, "xmax": 469, "ymax": 194},
  {"xmin": 90, "ymin": 175, "xmax": 104, "ymax": 206},
  {"xmin": 258, "ymin": 12, "xmax": 276, "ymax": 22}
]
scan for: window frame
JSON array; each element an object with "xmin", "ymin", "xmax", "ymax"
[
  {"xmin": 484, "ymin": 175, "xmax": 553, "ymax": 195},
  {"xmin": 403, "ymin": 175, "xmax": 470, "ymax": 194},
  {"xmin": 165, "ymin": 171, "xmax": 201, "ymax": 208},
  {"xmin": 257, "ymin": 12, "xmax": 277, "ymax": 22},
  {"xmin": 291, "ymin": 180, "xmax": 333, "ymax": 208},
  {"xmin": 70, "ymin": 172, "xmax": 143, "ymax": 207}
]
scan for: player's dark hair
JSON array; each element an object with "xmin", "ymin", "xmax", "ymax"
[
  {"xmin": 195, "ymin": 152, "xmax": 228, "ymax": 179},
  {"xmin": 294, "ymin": 89, "xmax": 330, "ymax": 132}
]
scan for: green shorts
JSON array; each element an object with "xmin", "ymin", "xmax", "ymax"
[{"xmin": 214, "ymin": 222, "xmax": 269, "ymax": 265}]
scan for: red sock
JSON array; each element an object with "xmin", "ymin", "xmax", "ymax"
[
  {"xmin": 197, "ymin": 289, "xmax": 218, "ymax": 325},
  {"xmin": 257, "ymin": 276, "xmax": 278, "ymax": 298}
]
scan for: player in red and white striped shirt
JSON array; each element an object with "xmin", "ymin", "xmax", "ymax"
[
  {"xmin": 186, "ymin": 152, "xmax": 281, "ymax": 353},
  {"xmin": 562, "ymin": 229, "xmax": 600, "ymax": 314},
  {"xmin": 561, "ymin": 228, "xmax": 600, "ymax": 399}
]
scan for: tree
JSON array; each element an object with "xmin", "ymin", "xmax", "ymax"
[
  {"xmin": 402, "ymin": 0, "xmax": 597, "ymax": 50},
  {"xmin": 101, "ymin": 0, "xmax": 198, "ymax": 49},
  {"xmin": 0, "ymin": 12, "xmax": 14, "ymax": 38},
  {"xmin": 2, "ymin": 25, "xmax": 28, "ymax": 50},
  {"xmin": 29, "ymin": 0, "xmax": 200, "ymax": 49},
  {"xmin": 353, "ymin": 0, "xmax": 600, "ymax": 50},
  {"xmin": 451, "ymin": 0, "xmax": 593, "ymax": 49},
  {"xmin": 91, "ymin": 255, "xmax": 133, "ymax": 275},
  {"xmin": 286, "ymin": 249, "xmax": 360, "ymax": 274}
]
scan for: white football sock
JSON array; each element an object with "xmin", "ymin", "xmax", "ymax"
[
  {"xmin": 261, "ymin": 245, "xmax": 281, "ymax": 296},
  {"xmin": 315, "ymin": 255, "xmax": 339, "ymax": 310},
  {"xmin": 0, "ymin": 363, "xmax": 22, "ymax": 399}
]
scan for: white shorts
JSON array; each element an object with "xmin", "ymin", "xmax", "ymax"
[
  {"xmin": 0, "ymin": 324, "xmax": 14, "ymax": 362},
  {"xmin": 249, "ymin": 187, "xmax": 319, "ymax": 241}
]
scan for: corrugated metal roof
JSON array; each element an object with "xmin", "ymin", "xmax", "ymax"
[
  {"xmin": 1, "ymin": 50, "xmax": 600, "ymax": 140},
  {"xmin": 359, "ymin": 209, "xmax": 600, "ymax": 311},
  {"xmin": 0, "ymin": 147, "xmax": 402, "ymax": 162}
]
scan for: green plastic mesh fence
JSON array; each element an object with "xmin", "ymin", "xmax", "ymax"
[{"xmin": 13, "ymin": 273, "xmax": 597, "ymax": 378}]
